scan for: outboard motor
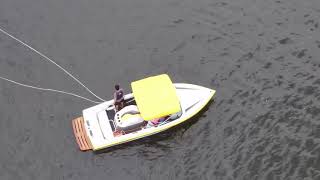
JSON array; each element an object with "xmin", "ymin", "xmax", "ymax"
[{"xmin": 114, "ymin": 105, "xmax": 145, "ymax": 132}]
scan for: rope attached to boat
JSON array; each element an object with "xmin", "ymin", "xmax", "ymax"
[
  {"xmin": 0, "ymin": 26, "xmax": 106, "ymax": 102},
  {"xmin": 0, "ymin": 76, "xmax": 101, "ymax": 104}
]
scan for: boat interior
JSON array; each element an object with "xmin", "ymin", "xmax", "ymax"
[{"xmin": 105, "ymin": 97, "xmax": 182, "ymax": 137}]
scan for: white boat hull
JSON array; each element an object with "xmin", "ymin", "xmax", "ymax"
[{"xmin": 72, "ymin": 83, "xmax": 215, "ymax": 151}]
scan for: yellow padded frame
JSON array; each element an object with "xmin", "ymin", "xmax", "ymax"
[{"xmin": 131, "ymin": 74, "xmax": 181, "ymax": 120}]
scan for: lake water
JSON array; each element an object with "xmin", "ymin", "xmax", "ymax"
[{"xmin": 1, "ymin": 0, "xmax": 320, "ymax": 179}]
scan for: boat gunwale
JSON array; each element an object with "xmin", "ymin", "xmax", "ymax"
[{"xmin": 93, "ymin": 85, "xmax": 215, "ymax": 151}]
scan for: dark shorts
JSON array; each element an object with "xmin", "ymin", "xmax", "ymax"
[{"xmin": 115, "ymin": 98, "xmax": 124, "ymax": 106}]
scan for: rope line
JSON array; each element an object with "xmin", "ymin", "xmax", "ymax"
[
  {"xmin": 0, "ymin": 26, "xmax": 106, "ymax": 102},
  {"xmin": 0, "ymin": 76, "xmax": 101, "ymax": 104}
]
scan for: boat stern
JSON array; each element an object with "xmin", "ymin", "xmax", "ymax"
[{"xmin": 72, "ymin": 117, "xmax": 93, "ymax": 151}]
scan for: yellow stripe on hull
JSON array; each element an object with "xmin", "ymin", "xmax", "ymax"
[{"xmin": 93, "ymin": 89, "xmax": 215, "ymax": 151}]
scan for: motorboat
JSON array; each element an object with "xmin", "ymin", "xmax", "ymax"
[{"xmin": 72, "ymin": 74, "xmax": 215, "ymax": 151}]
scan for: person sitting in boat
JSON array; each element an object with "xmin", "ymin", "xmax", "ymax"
[
  {"xmin": 114, "ymin": 84, "xmax": 125, "ymax": 111},
  {"xmin": 146, "ymin": 116, "xmax": 167, "ymax": 127}
]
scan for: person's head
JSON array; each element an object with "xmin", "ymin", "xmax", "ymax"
[{"xmin": 115, "ymin": 84, "xmax": 120, "ymax": 90}]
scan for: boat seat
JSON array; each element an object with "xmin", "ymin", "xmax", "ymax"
[{"xmin": 114, "ymin": 105, "xmax": 145, "ymax": 132}]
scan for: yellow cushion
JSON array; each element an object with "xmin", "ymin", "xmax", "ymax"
[
  {"xmin": 131, "ymin": 74, "xmax": 181, "ymax": 120},
  {"xmin": 122, "ymin": 114, "xmax": 141, "ymax": 121}
]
